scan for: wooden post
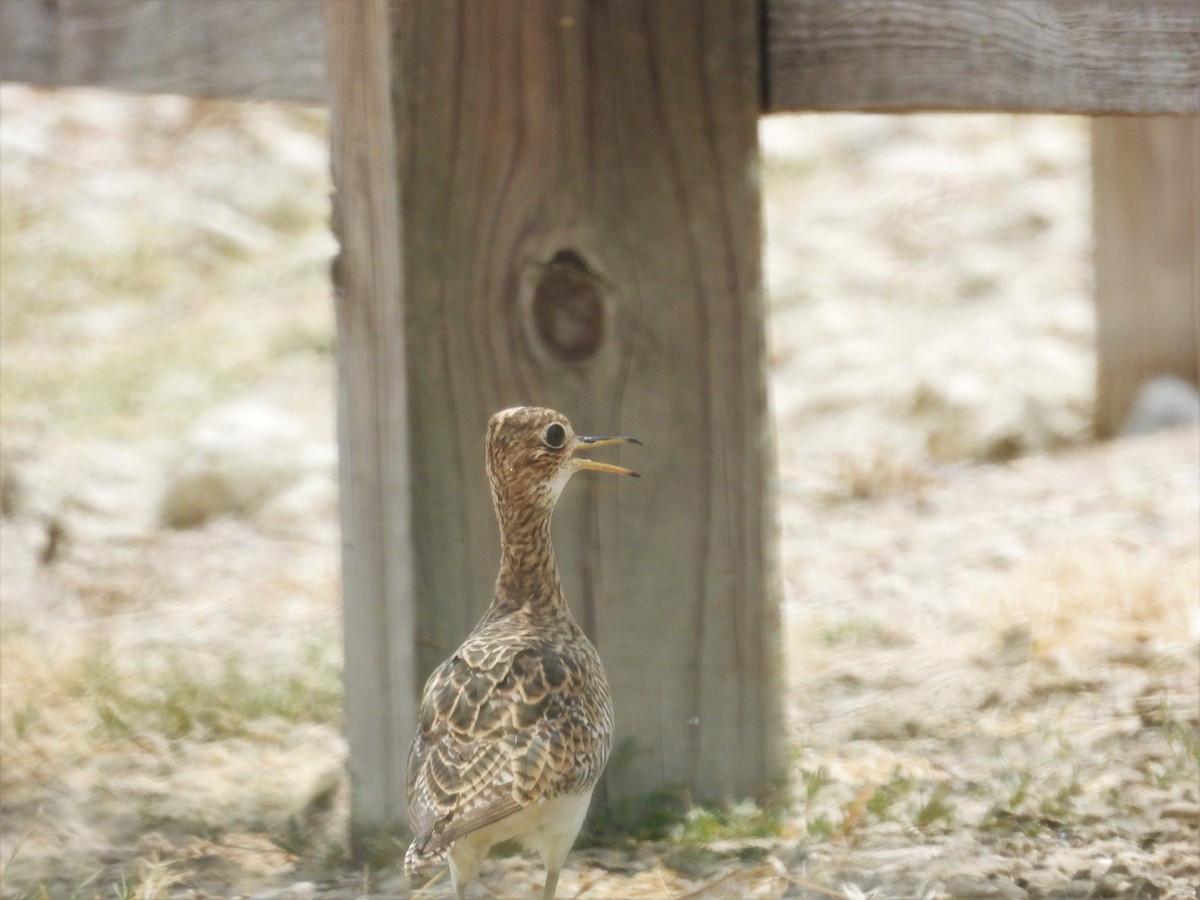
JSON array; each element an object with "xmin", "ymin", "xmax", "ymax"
[
  {"xmin": 326, "ymin": 0, "xmax": 783, "ymax": 838},
  {"xmin": 324, "ymin": 0, "xmax": 418, "ymax": 846},
  {"xmin": 1092, "ymin": 117, "xmax": 1200, "ymax": 436}
]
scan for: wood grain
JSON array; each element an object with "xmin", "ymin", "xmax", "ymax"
[
  {"xmin": 1092, "ymin": 117, "xmax": 1200, "ymax": 436},
  {"xmin": 392, "ymin": 0, "xmax": 784, "ymax": 806},
  {"xmin": 0, "ymin": 0, "xmax": 326, "ymax": 103},
  {"xmin": 324, "ymin": 0, "xmax": 416, "ymax": 843},
  {"xmin": 766, "ymin": 0, "xmax": 1200, "ymax": 113},
  {"xmin": 5, "ymin": 0, "xmax": 1198, "ymax": 114}
]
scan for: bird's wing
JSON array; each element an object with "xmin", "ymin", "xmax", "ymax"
[{"xmin": 405, "ymin": 629, "xmax": 609, "ymax": 869}]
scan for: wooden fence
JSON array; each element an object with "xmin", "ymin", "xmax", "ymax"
[
  {"xmin": 3, "ymin": 0, "xmax": 1197, "ymax": 846},
  {"xmin": 6, "ymin": 1, "xmax": 1199, "ymax": 114}
]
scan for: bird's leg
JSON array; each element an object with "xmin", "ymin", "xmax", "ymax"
[
  {"xmin": 542, "ymin": 867, "xmax": 561, "ymax": 900},
  {"xmin": 448, "ymin": 843, "xmax": 487, "ymax": 900}
]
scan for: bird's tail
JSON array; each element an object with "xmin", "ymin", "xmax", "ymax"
[{"xmin": 404, "ymin": 834, "xmax": 449, "ymax": 878}]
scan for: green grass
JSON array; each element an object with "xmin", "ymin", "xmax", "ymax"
[
  {"xmin": 1, "ymin": 637, "xmax": 343, "ymax": 755},
  {"xmin": 580, "ymin": 789, "xmax": 688, "ymax": 845},
  {"xmin": 677, "ymin": 800, "xmax": 786, "ymax": 844},
  {"xmin": 580, "ymin": 788, "xmax": 787, "ymax": 850},
  {"xmin": 800, "ymin": 765, "xmax": 833, "ymax": 804},
  {"xmin": 795, "ymin": 762, "xmax": 957, "ymax": 839},
  {"xmin": 864, "ymin": 769, "xmax": 915, "ymax": 819},
  {"xmin": 581, "ymin": 736, "xmax": 790, "ymax": 848},
  {"xmin": 78, "ymin": 641, "xmax": 341, "ymax": 742},
  {"xmin": 979, "ymin": 754, "xmax": 1085, "ymax": 836},
  {"xmin": 1156, "ymin": 696, "xmax": 1200, "ymax": 785},
  {"xmin": 913, "ymin": 783, "xmax": 955, "ymax": 828}
]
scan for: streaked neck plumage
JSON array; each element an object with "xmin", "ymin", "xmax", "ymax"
[{"xmin": 488, "ymin": 485, "xmax": 569, "ymax": 620}]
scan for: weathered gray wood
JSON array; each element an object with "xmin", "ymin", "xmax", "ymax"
[
  {"xmin": 0, "ymin": 0, "xmax": 326, "ymax": 103},
  {"xmin": 1092, "ymin": 116, "xmax": 1200, "ymax": 437},
  {"xmin": 325, "ymin": 0, "xmax": 784, "ymax": 822},
  {"xmin": 5, "ymin": 0, "xmax": 1199, "ymax": 114},
  {"xmin": 766, "ymin": 0, "xmax": 1200, "ymax": 113},
  {"xmin": 324, "ymin": 0, "xmax": 416, "ymax": 844}
]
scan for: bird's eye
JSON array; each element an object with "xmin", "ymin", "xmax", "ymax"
[{"xmin": 542, "ymin": 423, "xmax": 566, "ymax": 449}]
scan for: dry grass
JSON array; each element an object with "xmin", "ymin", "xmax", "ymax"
[
  {"xmin": 3, "ymin": 88, "xmax": 1197, "ymax": 898},
  {"xmin": 111, "ymin": 858, "xmax": 195, "ymax": 900},
  {"xmin": 0, "ymin": 630, "xmax": 341, "ymax": 793},
  {"xmin": 829, "ymin": 453, "xmax": 933, "ymax": 502},
  {"xmin": 0, "ymin": 616, "xmax": 345, "ymax": 899},
  {"xmin": 2, "ymin": 857, "xmax": 195, "ymax": 900},
  {"xmin": 994, "ymin": 542, "xmax": 1200, "ymax": 661},
  {"xmin": 478, "ymin": 855, "xmax": 793, "ymax": 900}
]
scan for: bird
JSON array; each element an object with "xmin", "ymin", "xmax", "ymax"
[{"xmin": 404, "ymin": 406, "xmax": 640, "ymax": 899}]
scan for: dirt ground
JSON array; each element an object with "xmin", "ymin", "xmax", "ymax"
[{"xmin": 0, "ymin": 89, "xmax": 1196, "ymax": 899}]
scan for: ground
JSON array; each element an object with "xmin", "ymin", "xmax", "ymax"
[{"xmin": 0, "ymin": 88, "xmax": 1196, "ymax": 899}]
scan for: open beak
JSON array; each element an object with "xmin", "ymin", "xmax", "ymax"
[{"xmin": 573, "ymin": 434, "xmax": 642, "ymax": 478}]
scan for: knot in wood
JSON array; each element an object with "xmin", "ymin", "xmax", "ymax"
[{"xmin": 531, "ymin": 250, "xmax": 605, "ymax": 364}]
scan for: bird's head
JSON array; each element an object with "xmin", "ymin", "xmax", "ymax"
[{"xmin": 485, "ymin": 406, "xmax": 640, "ymax": 515}]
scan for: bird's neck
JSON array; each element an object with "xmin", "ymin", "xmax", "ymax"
[{"xmin": 489, "ymin": 501, "xmax": 569, "ymax": 620}]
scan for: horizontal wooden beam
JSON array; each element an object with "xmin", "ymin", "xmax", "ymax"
[
  {"xmin": 765, "ymin": 0, "xmax": 1200, "ymax": 114},
  {"xmin": 0, "ymin": 0, "xmax": 326, "ymax": 104},
  {"xmin": 3, "ymin": 0, "xmax": 1198, "ymax": 113}
]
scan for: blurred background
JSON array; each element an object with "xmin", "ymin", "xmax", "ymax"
[{"xmin": 1, "ymin": 87, "xmax": 1196, "ymax": 898}]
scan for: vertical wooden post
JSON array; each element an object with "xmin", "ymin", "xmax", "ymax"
[
  {"xmin": 1092, "ymin": 116, "xmax": 1200, "ymax": 436},
  {"xmin": 327, "ymin": 0, "xmax": 783, "ymax": 840},
  {"xmin": 325, "ymin": 0, "xmax": 418, "ymax": 846}
]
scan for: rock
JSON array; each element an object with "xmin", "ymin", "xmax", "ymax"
[
  {"xmin": 1124, "ymin": 877, "xmax": 1163, "ymax": 899},
  {"xmin": 0, "ymin": 451, "xmax": 23, "ymax": 517},
  {"xmin": 252, "ymin": 473, "xmax": 338, "ymax": 539},
  {"xmin": 1073, "ymin": 875, "xmax": 1163, "ymax": 900},
  {"xmin": 250, "ymin": 883, "xmax": 315, "ymax": 900},
  {"xmin": 160, "ymin": 401, "xmax": 334, "ymax": 528},
  {"xmin": 1122, "ymin": 376, "xmax": 1200, "ymax": 435},
  {"xmin": 944, "ymin": 876, "xmax": 1029, "ymax": 900},
  {"xmin": 37, "ymin": 515, "xmax": 68, "ymax": 565},
  {"xmin": 848, "ymin": 713, "xmax": 926, "ymax": 741},
  {"xmin": 1044, "ymin": 880, "xmax": 1096, "ymax": 899},
  {"xmin": 910, "ymin": 367, "xmax": 1085, "ymax": 463},
  {"xmin": 1158, "ymin": 800, "xmax": 1200, "ymax": 827}
]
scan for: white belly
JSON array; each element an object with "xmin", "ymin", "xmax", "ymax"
[{"xmin": 449, "ymin": 790, "xmax": 594, "ymax": 887}]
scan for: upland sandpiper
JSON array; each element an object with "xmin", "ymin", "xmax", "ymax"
[{"xmin": 404, "ymin": 406, "xmax": 640, "ymax": 899}]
